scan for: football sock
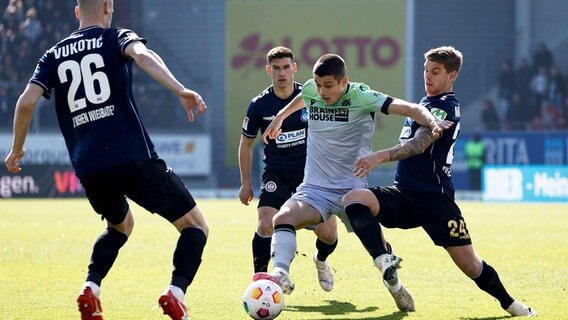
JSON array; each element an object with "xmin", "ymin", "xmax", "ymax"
[
  {"xmin": 383, "ymin": 277, "xmax": 402, "ymax": 292},
  {"xmin": 252, "ymin": 232, "xmax": 272, "ymax": 273},
  {"xmin": 472, "ymin": 261, "xmax": 515, "ymax": 309},
  {"xmin": 86, "ymin": 227, "xmax": 128, "ymax": 285},
  {"xmin": 167, "ymin": 285, "xmax": 185, "ymax": 302},
  {"xmin": 271, "ymin": 224, "xmax": 296, "ymax": 272},
  {"xmin": 315, "ymin": 238, "xmax": 337, "ymax": 261},
  {"xmin": 345, "ymin": 203, "xmax": 387, "ymax": 259},
  {"xmin": 82, "ymin": 281, "xmax": 101, "ymax": 297},
  {"xmin": 171, "ymin": 227, "xmax": 207, "ymax": 293}
]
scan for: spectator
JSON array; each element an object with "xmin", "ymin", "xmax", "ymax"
[
  {"xmin": 533, "ymin": 42, "xmax": 553, "ymax": 72},
  {"xmin": 531, "ymin": 99, "xmax": 559, "ymax": 130},
  {"xmin": 481, "ymin": 99, "xmax": 501, "ymax": 131},
  {"xmin": 548, "ymin": 65, "xmax": 566, "ymax": 110},
  {"xmin": 515, "ymin": 58, "xmax": 533, "ymax": 104},
  {"xmin": 20, "ymin": 6, "xmax": 42, "ymax": 45},
  {"xmin": 497, "ymin": 59, "xmax": 515, "ymax": 119},
  {"xmin": 504, "ymin": 91, "xmax": 529, "ymax": 130},
  {"xmin": 464, "ymin": 132, "xmax": 485, "ymax": 191},
  {"xmin": 530, "ymin": 65, "xmax": 549, "ymax": 110}
]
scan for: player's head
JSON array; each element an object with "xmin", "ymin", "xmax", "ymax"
[
  {"xmin": 266, "ymin": 46, "xmax": 297, "ymax": 89},
  {"xmin": 313, "ymin": 54, "xmax": 348, "ymax": 106},
  {"xmin": 423, "ymin": 46, "xmax": 462, "ymax": 97},
  {"xmin": 76, "ymin": 0, "xmax": 114, "ymax": 28}
]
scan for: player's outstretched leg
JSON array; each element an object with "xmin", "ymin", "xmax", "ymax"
[{"xmin": 77, "ymin": 284, "xmax": 103, "ymax": 320}]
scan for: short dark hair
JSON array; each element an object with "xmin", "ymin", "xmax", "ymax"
[
  {"xmin": 424, "ymin": 46, "xmax": 463, "ymax": 73},
  {"xmin": 313, "ymin": 54, "xmax": 347, "ymax": 81},
  {"xmin": 266, "ymin": 46, "xmax": 294, "ymax": 64}
]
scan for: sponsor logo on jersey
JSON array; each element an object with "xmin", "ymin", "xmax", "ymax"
[
  {"xmin": 276, "ymin": 128, "xmax": 306, "ymax": 144},
  {"xmin": 309, "ymin": 106, "xmax": 349, "ymax": 122},
  {"xmin": 431, "ymin": 108, "xmax": 448, "ymax": 120},
  {"xmin": 263, "ymin": 181, "xmax": 277, "ymax": 192},
  {"xmin": 242, "ymin": 116, "xmax": 249, "ymax": 130}
]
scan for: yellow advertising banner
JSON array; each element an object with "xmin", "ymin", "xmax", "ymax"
[{"xmin": 226, "ymin": 0, "xmax": 406, "ymax": 167}]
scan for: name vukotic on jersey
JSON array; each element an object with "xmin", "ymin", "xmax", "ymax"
[
  {"xmin": 54, "ymin": 36, "xmax": 103, "ymax": 59},
  {"xmin": 309, "ymin": 106, "xmax": 349, "ymax": 122},
  {"xmin": 72, "ymin": 105, "xmax": 115, "ymax": 128}
]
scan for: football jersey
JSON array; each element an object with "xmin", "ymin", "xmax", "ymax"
[
  {"xmin": 301, "ymin": 79, "xmax": 393, "ymax": 189},
  {"xmin": 241, "ymin": 82, "xmax": 307, "ymax": 172},
  {"xmin": 394, "ymin": 92, "xmax": 461, "ymax": 198},
  {"xmin": 29, "ymin": 26, "xmax": 157, "ymax": 178}
]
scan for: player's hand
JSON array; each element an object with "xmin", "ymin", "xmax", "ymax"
[
  {"xmin": 354, "ymin": 152, "xmax": 385, "ymax": 178},
  {"xmin": 262, "ymin": 117, "xmax": 283, "ymax": 144},
  {"xmin": 5, "ymin": 148, "xmax": 25, "ymax": 173},
  {"xmin": 239, "ymin": 184, "xmax": 254, "ymax": 205},
  {"xmin": 432, "ymin": 119, "xmax": 453, "ymax": 139},
  {"xmin": 179, "ymin": 89, "xmax": 207, "ymax": 122}
]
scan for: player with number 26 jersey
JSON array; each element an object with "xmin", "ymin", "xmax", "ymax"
[{"xmin": 30, "ymin": 26, "xmax": 154, "ymax": 178}]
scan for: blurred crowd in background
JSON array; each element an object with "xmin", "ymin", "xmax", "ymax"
[
  {"xmin": 2, "ymin": 0, "xmax": 568, "ymax": 134},
  {"xmin": 484, "ymin": 42, "xmax": 568, "ymax": 131},
  {"xmin": 0, "ymin": 0, "xmax": 177, "ymax": 131}
]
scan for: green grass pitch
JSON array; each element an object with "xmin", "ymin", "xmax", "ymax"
[{"xmin": 0, "ymin": 199, "xmax": 566, "ymax": 319}]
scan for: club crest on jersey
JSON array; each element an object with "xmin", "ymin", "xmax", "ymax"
[
  {"xmin": 431, "ymin": 108, "xmax": 448, "ymax": 120},
  {"xmin": 301, "ymin": 109, "xmax": 308, "ymax": 122},
  {"xmin": 341, "ymin": 99, "xmax": 352, "ymax": 107},
  {"xmin": 263, "ymin": 181, "xmax": 277, "ymax": 192}
]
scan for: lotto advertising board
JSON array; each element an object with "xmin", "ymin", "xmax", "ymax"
[
  {"xmin": 483, "ymin": 165, "xmax": 568, "ymax": 202},
  {"xmin": 226, "ymin": 0, "xmax": 406, "ymax": 167}
]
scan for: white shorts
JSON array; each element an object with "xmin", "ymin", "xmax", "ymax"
[{"xmin": 291, "ymin": 183, "xmax": 354, "ymax": 232}]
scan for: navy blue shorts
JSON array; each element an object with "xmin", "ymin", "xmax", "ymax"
[
  {"xmin": 258, "ymin": 170, "xmax": 303, "ymax": 210},
  {"xmin": 80, "ymin": 159, "xmax": 196, "ymax": 225},
  {"xmin": 370, "ymin": 186, "xmax": 472, "ymax": 247}
]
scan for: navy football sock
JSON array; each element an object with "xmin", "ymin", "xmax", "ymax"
[
  {"xmin": 345, "ymin": 203, "xmax": 387, "ymax": 259},
  {"xmin": 171, "ymin": 228, "xmax": 207, "ymax": 293},
  {"xmin": 252, "ymin": 232, "xmax": 272, "ymax": 273},
  {"xmin": 86, "ymin": 227, "xmax": 128, "ymax": 285},
  {"xmin": 315, "ymin": 238, "xmax": 337, "ymax": 261},
  {"xmin": 472, "ymin": 261, "xmax": 515, "ymax": 309}
]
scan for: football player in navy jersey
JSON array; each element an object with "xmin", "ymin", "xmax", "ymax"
[
  {"xmin": 342, "ymin": 46, "xmax": 537, "ymax": 317},
  {"xmin": 239, "ymin": 46, "xmax": 338, "ymax": 292},
  {"xmin": 4, "ymin": 1, "xmax": 208, "ymax": 319}
]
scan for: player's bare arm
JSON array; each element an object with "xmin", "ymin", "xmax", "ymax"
[
  {"xmin": 125, "ymin": 41, "xmax": 207, "ymax": 122},
  {"xmin": 4, "ymin": 83, "xmax": 44, "ymax": 173},
  {"xmin": 388, "ymin": 126, "xmax": 437, "ymax": 161},
  {"xmin": 262, "ymin": 93, "xmax": 305, "ymax": 143},
  {"xmin": 238, "ymin": 135, "xmax": 255, "ymax": 205},
  {"xmin": 354, "ymin": 126, "xmax": 437, "ymax": 178},
  {"xmin": 387, "ymin": 98, "xmax": 453, "ymax": 133}
]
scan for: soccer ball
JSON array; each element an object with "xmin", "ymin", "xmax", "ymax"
[{"xmin": 242, "ymin": 279, "xmax": 284, "ymax": 319}]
